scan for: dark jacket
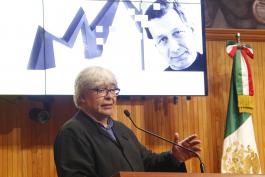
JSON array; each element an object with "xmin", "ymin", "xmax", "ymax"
[
  {"xmin": 165, "ymin": 53, "xmax": 205, "ymax": 71},
  {"xmin": 54, "ymin": 110, "xmax": 186, "ymax": 177}
]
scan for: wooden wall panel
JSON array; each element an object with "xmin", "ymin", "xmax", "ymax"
[{"xmin": 0, "ymin": 31, "xmax": 265, "ymax": 176}]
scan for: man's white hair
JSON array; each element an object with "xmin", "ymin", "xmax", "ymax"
[{"xmin": 73, "ymin": 66, "xmax": 118, "ymax": 108}]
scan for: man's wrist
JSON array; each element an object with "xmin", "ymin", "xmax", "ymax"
[{"xmin": 169, "ymin": 150, "xmax": 184, "ymax": 163}]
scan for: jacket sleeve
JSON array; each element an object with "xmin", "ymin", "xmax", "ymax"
[
  {"xmin": 141, "ymin": 148, "xmax": 187, "ymax": 172},
  {"xmin": 54, "ymin": 130, "xmax": 98, "ymax": 177},
  {"xmin": 132, "ymin": 134, "xmax": 187, "ymax": 172},
  {"xmin": 120, "ymin": 122, "xmax": 187, "ymax": 172}
]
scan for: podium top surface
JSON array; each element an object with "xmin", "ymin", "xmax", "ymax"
[{"xmin": 112, "ymin": 172, "xmax": 264, "ymax": 177}]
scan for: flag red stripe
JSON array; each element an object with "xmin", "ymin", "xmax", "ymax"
[{"xmin": 241, "ymin": 49, "xmax": 254, "ymax": 96}]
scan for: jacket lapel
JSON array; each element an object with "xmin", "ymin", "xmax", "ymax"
[{"xmin": 112, "ymin": 124, "xmax": 137, "ymax": 171}]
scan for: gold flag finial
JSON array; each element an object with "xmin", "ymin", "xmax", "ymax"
[{"xmin": 236, "ymin": 33, "xmax": 240, "ymax": 44}]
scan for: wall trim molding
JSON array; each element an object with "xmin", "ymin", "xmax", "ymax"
[{"xmin": 206, "ymin": 28, "xmax": 265, "ymax": 41}]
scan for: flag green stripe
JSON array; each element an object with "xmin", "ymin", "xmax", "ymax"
[
  {"xmin": 224, "ymin": 62, "xmax": 249, "ymax": 138},
  {"xmin": 235, "ymin": 50, "xmax": 243, "ymax": 94}
]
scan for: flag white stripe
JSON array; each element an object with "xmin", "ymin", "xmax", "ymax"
[
  {"xmin": 223, "ymin": 117, "xmax": 258, "ymax": 149},
  {"xmin": 222, "ymin": 117, "xmax": 261, "ymax": 174},
  {"xmin": 240, "ymin": 54, "xmax": 250, "ymax": 95}
]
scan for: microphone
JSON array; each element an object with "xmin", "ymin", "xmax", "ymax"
[{"xmin": 123, "ymin": 109, "xmax": 205, "ymax": 173}]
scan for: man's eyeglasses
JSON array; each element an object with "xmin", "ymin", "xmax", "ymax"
[{"xmin": 90, "ymin": 88, "xmax": 120, "ymax": 97}]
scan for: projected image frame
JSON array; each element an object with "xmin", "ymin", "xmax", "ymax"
[{"xmin": 0, "ymin": 0, "xmax": 208, "ymax": 96}]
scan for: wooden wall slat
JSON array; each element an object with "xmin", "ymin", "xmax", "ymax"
[{"xmin": 1, "ymin": 32, "xmax": 265, "ymax": 176}]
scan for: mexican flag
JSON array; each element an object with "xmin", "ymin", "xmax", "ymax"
[{"xmin": 221, "ymin": 40, "xmax": 261, "ymax": 174}]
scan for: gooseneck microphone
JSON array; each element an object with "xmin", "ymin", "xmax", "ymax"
[{"xmin": 123, "ymin": 109, "xmax": 205, "ymax": 173}]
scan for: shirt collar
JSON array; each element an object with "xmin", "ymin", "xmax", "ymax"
[{"xmin": 90, "ymin": 116, "xmax": 114, "ymax": 130}]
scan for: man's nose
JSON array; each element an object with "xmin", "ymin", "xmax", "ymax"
[
  {"xmin": 168, "ymin": 38, "xmax": 181, "ymax": 53},
  {"xmin": 104, "ymin": 90, "xmax": 115, "ymax": 98}
]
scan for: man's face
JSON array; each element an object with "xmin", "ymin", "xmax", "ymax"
[
  {"xmin": 79, "ymin": 85, "xmax": 117, "ymax": 120},
  {"xmin": 147, "ymin": 8, "xmax": 197, "ymax": 70}
]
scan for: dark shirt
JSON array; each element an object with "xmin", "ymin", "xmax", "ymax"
[
  {"xmin": 54, "ymin": 110, "xmax": 186, "ymax": 177},
  {"xmin": 165, "ymin": 53, "xmax": 205, "ymax": 71}
]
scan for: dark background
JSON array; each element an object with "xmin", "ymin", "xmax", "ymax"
[{"xmin": 205, "ymin": 0, "xmax": 265, "ymax": 29}]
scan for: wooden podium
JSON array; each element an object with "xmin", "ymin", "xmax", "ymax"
[{"xmin": 112, "ymin": 172, "xmax": 265, "ymax": 177}]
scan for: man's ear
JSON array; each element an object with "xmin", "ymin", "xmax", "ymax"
[
  {"xmin": 188, "ymin": 24, "xmax": 195, "ymax": 33},
  {"xmin": 79, "ymin": 95, "xmax": 86, "ymax": 104},
  {"xmin": 80, "ymin": 98, "xmax": 85, "ymax": 103}
]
